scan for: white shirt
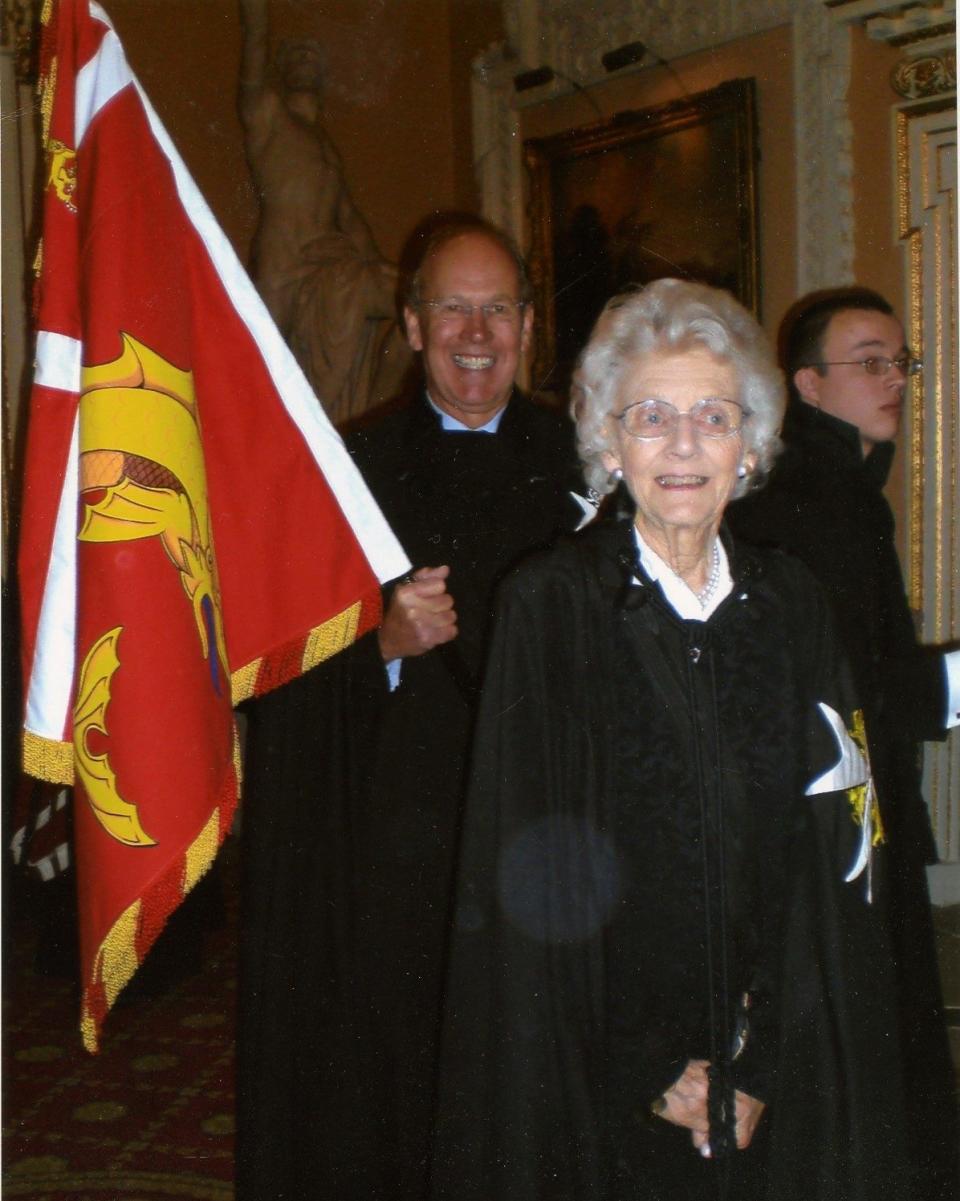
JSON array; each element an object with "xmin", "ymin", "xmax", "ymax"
[
  {"xmin": 632, "ymin": 526, "xmax": 733, "ymax": 621},
  {"xmin": 945, "ymin": 650, "xmax": 960, "ymax": 729}
]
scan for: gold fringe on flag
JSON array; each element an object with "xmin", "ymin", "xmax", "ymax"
[
  {"xmin": 184, "ymin": 806, "xmax": 221, "ymax": 893},
  {"xmin": 230, "ymin": 597, "xmax": 369, "ymax": 704},
  {"xmin": 39, "ymin": 54, "xmax": 56, "ymax": 143},
  {"xmin": 80, "ymin": 774, "xmax": 237, "ymax": 1053},
  {"xmin": 81, "ymin": 898, "xmax": 141, "ymax": 1052},
  {"xmin": 22, "ymin": 729, "xmax": 74, "ymax": 785},
  {"xmin": 301, "ymin": 600, "xmax": 361, "ymax": 672},
  {"xmin": 232, "ymin": 721, "xmax": 243, "ymax": 790},
  {"xmin": 230, "ymin": 658, "xmax": 261, "ymax": 706}
]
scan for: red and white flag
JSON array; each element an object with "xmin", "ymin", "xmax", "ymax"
[{"xmin": 19, "ymin": 0, "xmax": 409, "ymax": 1051}]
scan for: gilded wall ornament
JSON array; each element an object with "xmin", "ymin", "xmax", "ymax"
[{"xmin": 892, "ymin": 50, "xmax": 957, "ymax": 98}]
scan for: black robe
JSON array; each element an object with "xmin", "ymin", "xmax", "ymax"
[
  {"xmin": 236, "ymin": 391, "xmax": 585, "ymax": 1201},
  {"xmin": 432, "ymin": 518, "xmax": 912, "ymax": 1201},
  {"xmin": 727, "ymin": 402, "xmax": 958, "ymax": 1197}
]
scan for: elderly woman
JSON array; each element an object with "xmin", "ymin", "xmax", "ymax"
[{"xmin": 432, "ymin": 281, "xmax": 910, "ymax": 1201}]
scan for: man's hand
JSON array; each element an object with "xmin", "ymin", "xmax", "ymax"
[{"xmin": 377, "ymin": 566, "xmax": 457, "ymax": 661}]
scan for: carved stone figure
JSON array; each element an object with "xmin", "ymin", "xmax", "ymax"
[{"xmin": 239, "ymin": 0, "xmax": 409, "ymax": 425}]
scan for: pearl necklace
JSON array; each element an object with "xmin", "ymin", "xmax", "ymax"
[{"xmin": 696, "ymin": 542, "xmax": 722, "ymax": 609}]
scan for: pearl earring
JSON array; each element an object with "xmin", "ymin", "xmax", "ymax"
[
  {"xmin": 737, "ymin": 465, "xmax": 748, "ymax": 479},
  {"xmin": 610, "ymin": 467, "xmax": 623, "ymax": 483}
]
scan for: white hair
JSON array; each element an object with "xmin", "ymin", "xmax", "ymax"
[{"xmin": 571, "ymin": 279, "xmax": 784, "ymax": 497}]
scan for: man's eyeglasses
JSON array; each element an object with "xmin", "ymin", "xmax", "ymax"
[
  {"xmin": 616, "ymin": 398, "xmax": 750, "ymax": 441},
  {"xmin": 420, "ymin": 298, "xmax": 525, "ymax": 326},
  {"xmin": 808, "ymin": 355, "xmax": 922, "ymax": 377}
]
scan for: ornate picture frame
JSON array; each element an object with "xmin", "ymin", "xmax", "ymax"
[{"xmin": 525, "ymin": 78, "xmax": 759, "ymax": 400}]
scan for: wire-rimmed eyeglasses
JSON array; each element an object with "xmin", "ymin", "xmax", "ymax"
[
  {"xmin": 419, "ymin": 298, "xmax": 526, "ymax": 326},
  {"xmin": 615, "ymin": 398, "xmax": 750, "ymax": 441},
  {"xmin": 806, "ymin": 355, "xmax": 922, "ymax": 377}
]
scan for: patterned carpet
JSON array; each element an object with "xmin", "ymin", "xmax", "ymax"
[{"xmin": 3, "ymin": 849, "xmax": 236, "ymax": 1200}]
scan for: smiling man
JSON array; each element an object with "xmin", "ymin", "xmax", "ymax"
[
  {"xmin": 342, "ymin": 223, "xmax": 587, "ymax": 1197},
  {"xmin": 729, "ymin": 286, "xmax": 960, "ymax": 1200},
  {"xmin": 402, "ymin": 224, "xmax": 534, "ymax": 427},
  {"xmin": 347, "ymin": 220, "xmax": 587, "ymax": 1200},
  {"xmin": 353, "ymin": 220, "xmax": 588, "ymax": 676},
  {"xmin": 238, "ymin": 216, "xmax": 588, "ymax": 1201}
]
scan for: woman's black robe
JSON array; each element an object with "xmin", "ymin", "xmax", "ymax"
[{"xmin": 432, "ymin": 518, "xmax": 912, "ymax": 1201}]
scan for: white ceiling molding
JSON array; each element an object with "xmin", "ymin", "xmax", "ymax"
[
  {"xmin": 824, "ymin": 0, "xmax": 954, "ymax": 38},
  {"xmin": 826, "ymin": 0, "xmax": 957, "ymax": 99}
]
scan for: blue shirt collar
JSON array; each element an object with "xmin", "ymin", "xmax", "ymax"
[{"xmin": 425, "ymin": 391, "xmax": 505, "ymax": 433}]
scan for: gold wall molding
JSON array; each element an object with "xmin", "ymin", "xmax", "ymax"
[
  {"xmin": 892, "ymin": 49, "xmax": 956, "ymax": 98},
  {"xmin": 897, "ymin": 95, "xmax": 958, "ymax": 885},
  {"xmin": 835, "ymin": 0, "xmax": 958, "ymax": 888}
]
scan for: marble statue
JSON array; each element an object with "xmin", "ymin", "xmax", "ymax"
[{"xmin": 239, "ymin": 0, "xmax": 409, "ymax": 425}]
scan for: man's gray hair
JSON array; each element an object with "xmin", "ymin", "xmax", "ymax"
[{"xmin": 571, "ymin": 279, "xmax": 785, "ymax": 497}]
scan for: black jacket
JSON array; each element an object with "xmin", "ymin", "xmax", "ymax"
[{"xmin": 432, "ymin": 518, "xmax": 910, "ymax": 1201}]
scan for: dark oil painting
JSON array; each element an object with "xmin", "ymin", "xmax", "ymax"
[{"xmin": 525, "ymin": 78, "xmax": 758, "ymax": 400}]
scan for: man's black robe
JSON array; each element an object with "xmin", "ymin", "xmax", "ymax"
[
  {"xmin": 236, "ymin": 391, "xmax": 584, "ymax": 1201},
  {"xmin": 728, "ymin": 402, "xmax": 958, "ymax": 1197},
  {"xmin": 432, "ymin": 518, "xmax": 912, "ymax": 1201}
]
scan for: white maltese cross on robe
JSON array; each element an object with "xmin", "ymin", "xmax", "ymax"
[{"xmin": 806, "ymin": 703, "xmax": 884, "ymax": 902}]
